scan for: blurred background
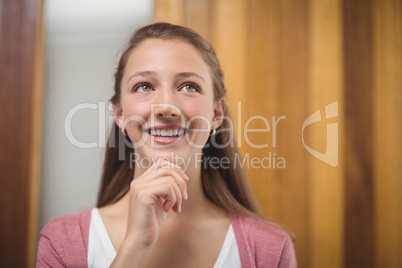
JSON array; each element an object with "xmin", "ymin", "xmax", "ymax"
[
  {"xmin": 0, "ymin": 0, "xmax": 401, "ymax": 267},
  {"xmin": 40, "ymin": 0, "xmax": 152, "ymax": 238}
]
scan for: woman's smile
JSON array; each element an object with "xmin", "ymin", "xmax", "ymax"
[{"xmin": 145, "ymin": 125, "xmax": 190, "ymax": 145}]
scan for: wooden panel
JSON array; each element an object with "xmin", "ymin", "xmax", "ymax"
[
  {"xmin": 308, "ymin": 0, "xmax": 344, "ymax": 267},
  {"xmin": 0, "ymin": 0, "xmax": 43, "ymax": 267},
  {"xmin": 28, "ymin": 0, "xmax": 44, "ymax": 266},
  {"xmin": 373, "ymin": 0, "xmax": 402, "ymax": 267},
  {"xmin": 246, "ymin": 0, "xmax": 282, "ymax": 221},
  {"xmin": 278, "ymin": 0, "xmax": 310, "ymax": 265},
  {"xmin": 153, "ymin": 0, "xmax": 186, "ymax": 25},
  {"xmin": 343, "ymin": 0, "xmax": 375, "ymax": 266}
]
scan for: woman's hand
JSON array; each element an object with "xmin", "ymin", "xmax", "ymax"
[
  {"xmin": 125, "ymin": 160, "xmax": 188, "ymax": 246},
  {"xmin": 111, "ymin": 160, "xmax": 189, "ymax": 267}
]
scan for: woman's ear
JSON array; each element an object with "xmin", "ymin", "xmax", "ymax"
[
  {"xmin": 113, "ymin": 104, "xmax": 125, "ymax": 129},
  {"xmin": 213, "ymin": 99, "xmax": 225, "ymax": 129}
]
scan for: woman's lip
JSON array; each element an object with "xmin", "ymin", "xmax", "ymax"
[{"xmin": 144, "ymin": 125, "xmax": 190, "ymax": 145}]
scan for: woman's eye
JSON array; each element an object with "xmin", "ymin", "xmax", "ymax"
[
  {"xmin": 180, "ymin": 84, "xmax": 200, "ymax": 92},
  {"xmin": 135, "ymin": 84, "xmax": 152, "ymax": 92}
]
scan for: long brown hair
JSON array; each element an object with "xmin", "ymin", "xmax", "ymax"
[{"xmin": 97, "ymin": 22, "xmax": 259, "ymax": 216}]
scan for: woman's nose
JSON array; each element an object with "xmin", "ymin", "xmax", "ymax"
[
  {"xmin": 152, "ymin": 87, "xmax": 181, "ymax": 118},
  {"xmin": 153, "ymin": 103, "xmax": 180, "ymax": 118}
]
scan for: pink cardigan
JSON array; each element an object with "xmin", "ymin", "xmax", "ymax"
[{"xmin": 37, "ymin": 209, "xmax": 297, "ymax": 267}]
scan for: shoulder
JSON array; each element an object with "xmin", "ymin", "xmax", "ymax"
[
  {"xmin": 37, "ymin": 208, "xmax": 92, "ymax": 267},
  {"xmin": 229, "ymin": 212, "xmax": 297, "ymax": 268},
  {"xmin": 41, "ymin": 208, "xmax": 92, "ymax": 236}
]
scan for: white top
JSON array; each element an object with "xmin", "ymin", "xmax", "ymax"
[{"xmin": 88, "ymin": 208, "xmax": 241, "ymax": 268}]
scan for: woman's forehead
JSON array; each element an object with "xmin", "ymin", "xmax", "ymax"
[{"xmin": 124, "ymin": 39, "xmax": 212, "ymax": 83}]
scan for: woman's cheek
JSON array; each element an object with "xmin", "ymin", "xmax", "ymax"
[
  {"xmin": 186, "ymin": 106, "xmax": 214, "ymax": 145},
  {"xmin": 121, "ymin": 99, "xmax": 149, "ymax": 143},
  {"xmin": 123, "ymin": 97, "xmax": 150, "ymax": 120}
]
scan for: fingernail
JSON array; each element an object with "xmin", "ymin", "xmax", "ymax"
[
  {"xmin": 179, "ymin": 204, "xmax": 182, "ymax": 212},
  {"xmin": 184, "ymin": 191, "xmax": 188, "ymax": 200}
]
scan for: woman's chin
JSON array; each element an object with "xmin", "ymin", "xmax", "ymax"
[{"xmin": 133, "ymin": 147, "xmax": 197, "ymax": 167}]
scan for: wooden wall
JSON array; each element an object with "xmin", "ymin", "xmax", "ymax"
[
  {"xmin": 154, "ymin": 0, "xmax": 402, "ymax": 267},
  {"xmin": 0, "ymin": 0, "xmax": 44, "ymax": 267}
]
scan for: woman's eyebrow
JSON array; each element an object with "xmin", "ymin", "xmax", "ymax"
[
  {"xmin": 127, "ymin": 70, "xmax": 157, "ymax": 84},
  {"xmin": 127, "ymin": 71, "xmax": 205, "ymax": 84},
  {"xmin": 176, "ymin": 72, "xmax": 205, "ymax": 83}
]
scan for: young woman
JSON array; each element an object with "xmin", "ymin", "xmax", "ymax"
[{"xmin": 37, "ymin": 22, "xmax": 297, "ymax": 267}]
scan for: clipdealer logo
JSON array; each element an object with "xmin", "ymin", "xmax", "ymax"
[
  {"xmin": 301, "ymin": 100, "xmax": 339, "ymax": 167},
  {"xmin": 64, "ymin": 100, "xmax": 339, "ymax": 168}
]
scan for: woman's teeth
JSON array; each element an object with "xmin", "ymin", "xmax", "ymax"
[{"xmin": 150, "ymin": 128, "xmax": 185, "ymax": 137}]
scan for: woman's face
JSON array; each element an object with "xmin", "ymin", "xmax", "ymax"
[{"xmin": 115, "ymin": 39, "xmax": 224, "ymax": 166}]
